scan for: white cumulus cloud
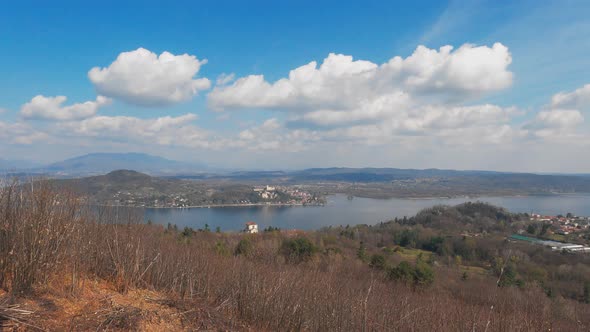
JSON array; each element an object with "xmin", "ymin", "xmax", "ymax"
[
  {"xmin": 208, "ymin": 43, "xmax": 512, "ymax": 112},
  {"xmin": 550, "ymin": 84, "xmax": 590, "ymax": 110},
  {"xmin": 89, "ymin": 48, "xmax": 211, "ymax": 106},
  {"xmin": 525, "ymin": 109, "xmax": 584, "ymax": 130},
  {"xmin": 20, "ymin": 95, "xmax": 111, "ymax": 120}
]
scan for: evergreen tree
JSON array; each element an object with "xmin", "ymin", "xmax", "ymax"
[
  {"xmin": 234, "ymin": 238, "xmax": 253, "ymax": 256},
  {"xmin": 389, "ymin": 261, "xmax": 414, "ymax": 284},
  {"xmin": 499, "ymin": 263, "xmax": 517, "ymax": 287},
  {"xmin": 280, "ymin": 237, "xmax": 317, "ymax": 263},
  {"xmin": 357, "ymin": 241, "xmax": 367, "ymax": 261},
  {"xmin": 369, "ymin": 254, "xmax": 386, "ymax": 270},
  {"xmin": 414, "ymin": 260, "xmax": 435, "ymax": 286}
]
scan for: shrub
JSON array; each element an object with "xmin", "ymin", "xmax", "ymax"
[
  {"xmin": 214, "ymin": 241, "xmax": 230, "ymax": 256},
  {"xmin": 389, "ymin": 261, "xmax": 415, "ymax": 284},
  {"xmin": 181, "ymin": 227, "xmax": 194, "ymax": 238},
  {"xmin": 369, "ymin": 254, "xmax": 386, "ymax": 270},
  {"xmin": 280, "ymin": 237, "xmax": 317, "ymax": 263},
  {"xmin": 263, "ymin": 226, "xmax": 281, "ymax": 233},
  {"xmin": 414, "ymin": 260, "xmax": 435, "ymax": 286},
  {"xmin": 234, "ymin": 238, "xmax": 253, "ymax": 257},
  {"xmin": 389, "ymin": 260, "xmax": 435, "ymax": 287}
]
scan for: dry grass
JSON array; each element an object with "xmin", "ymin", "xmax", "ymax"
[{"xmin": 0, "ymin": 295, "xmax": 41, "ymax": 331}]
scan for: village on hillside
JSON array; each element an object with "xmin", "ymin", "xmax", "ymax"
[{"xmin": 529, "ymin": 213, "xmax": 590, "ymax": 235}]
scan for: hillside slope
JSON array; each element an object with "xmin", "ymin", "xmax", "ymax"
[{"xmin": 0, "ymin": 282, "xmax": 249, "ymax": 331}]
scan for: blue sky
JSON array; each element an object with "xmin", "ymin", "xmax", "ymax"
[{"xmin": 1, "ymin": 0, "xmax": 589, "ymax": 172}]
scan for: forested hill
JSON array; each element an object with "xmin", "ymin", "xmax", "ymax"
[
  {"xmin": 50, "ymin": 170, "xmax": 185, "ymax": 204},
  {"xmin": 291, "ymin": 168, "xmax": 590, "ymax": 187}
]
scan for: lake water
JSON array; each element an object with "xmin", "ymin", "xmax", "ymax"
[{"xmin": 144, "ymin": 194, "xmax": 590, "ymax": 231}]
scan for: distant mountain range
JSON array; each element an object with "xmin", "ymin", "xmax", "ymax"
[
  {"xmin": 42, "ymin": 152, "xmax": 205, "ymax": 175},
  {"xmin": 1, "ymin": 153, "xmax": 206, "ymax": 176},
  {"xmin": 2, "ymin": 152, "xmax": 590, "ymax": 181}
]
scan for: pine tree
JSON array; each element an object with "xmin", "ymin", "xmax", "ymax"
[
  {"xmin": 357, "ymin": 241, "xmax": 367, "ymax": 261},
  {"xmin": 461, "ymin": 272, "xmax": 468, "ymax": 281}
]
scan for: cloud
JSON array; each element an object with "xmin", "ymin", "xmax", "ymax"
[
  {"xmin": 294, "ymin": 92, "xmax": 412, "ymax": 127},
  {"xmin": 233, "ymin": 118, "xmax": 321, "ymax": 152},
  {"xmin": 206, "ymin": 42, "xmax": 533, "ymax": 151},
  {"xmin": 550, "ymin": 84, "xmax": 590, "ymax": 110},
  {"xmin": 0, "ymin": 120, "xmax": 49, "ymax": 145},
  {"xmin": 59, "ymin": 113, "xmax": 210, "ymax": 147},
  {"xmin": 419, "ymin": 0, "xmax": 483, "ymax": 45},
  {"xmin": 11, "ymin": 132, "xmax": 50, "ymax": 145},
  {"xmin": 317, "ymin": 105, "xmax": 519, "ymax": 146},
  {"xmin": 208, "ymin": 43, "xmax": 512, "ymax": 112},
  {"xmin": 520, "ymin": 83, "xmax": 589, "ymax": 139},
  {"xmin": 216, "ymin": 73, "xmax": 235, "ymax": 85},
  {"xmin": 20, "ymin": 95, "xmax": 111, "ymax": 121},
  {"xmin": 524, "ymin": 109, "xmax": 584, "ymax": 136},
  {"xmin": 89, "ymin": 48, "xmax": 211, "ymax": 106}
]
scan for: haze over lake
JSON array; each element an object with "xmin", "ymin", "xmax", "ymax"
[{"xmin": 145, "ymin": 194, "xmax": 590, "ymax": 231}]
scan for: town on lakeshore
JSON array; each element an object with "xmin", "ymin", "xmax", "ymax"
[
  {"xmin": 510, "ymin": 212, "xmax": 590, "ymax": 253},
  {"xmin": 108, "ymin": 183, "xmax": 326, "ymax": 208}
]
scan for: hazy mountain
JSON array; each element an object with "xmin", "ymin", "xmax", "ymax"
[
  {"xmin": 41, "ymin": 152, "xmax": 205, "ymax": 175},
  {"xmin": 0, "ymin": 158, "xmax": 40, "ymax": 171},
  {"xmin": 290, "ymin": 167, "xmax": 503, "ymax": 181}
]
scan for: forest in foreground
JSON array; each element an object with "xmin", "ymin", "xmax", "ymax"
[{"xmin": 1, "ymin": 181, "xmax": 590, "ymax": 331}]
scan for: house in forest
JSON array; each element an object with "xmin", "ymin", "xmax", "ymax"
[{"xmin": 244, "ymin": 221, "xmax": 258, "ymax": 234}]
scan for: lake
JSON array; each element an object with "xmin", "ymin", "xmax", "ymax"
[{"xmin": 144, "ymin": 194, "xmax": 590, "ymax": 231}]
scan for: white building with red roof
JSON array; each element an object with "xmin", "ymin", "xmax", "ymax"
[{"xmin": 244, "ymin": 221, "xmax": 258, "ymax": 234}]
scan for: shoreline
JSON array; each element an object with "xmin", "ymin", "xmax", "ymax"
[
  {"xmin": 93, "ymin": 192, "xmax": 590, "ymax": 209},
  {"xmin": 96, "ymin": 202, "xmax": 324, "ymax": 209}
]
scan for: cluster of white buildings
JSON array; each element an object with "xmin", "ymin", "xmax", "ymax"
[
  {"xmin": 537, "ymin": 239, "xmax": 590, "ymax": 253},
  {"xmin": 253, "ymin": 185, "xmax": 278, "ymax": 199},
  {"xmin": 252, "ymin": 185, "xmax": 319, "ymax": 205},
  {"xmin": 510, "ymin": 234, "xmax": 590, "ymax": 253}
]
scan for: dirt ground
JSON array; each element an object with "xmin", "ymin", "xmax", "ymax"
[{"xmin": 0, "ymin": 279, "xmax": 249, "ymax": 331}]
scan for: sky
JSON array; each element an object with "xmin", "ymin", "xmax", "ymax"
[{"xmin": 1, "ymin": 0, "xmax": 590, "ymax": 172}]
